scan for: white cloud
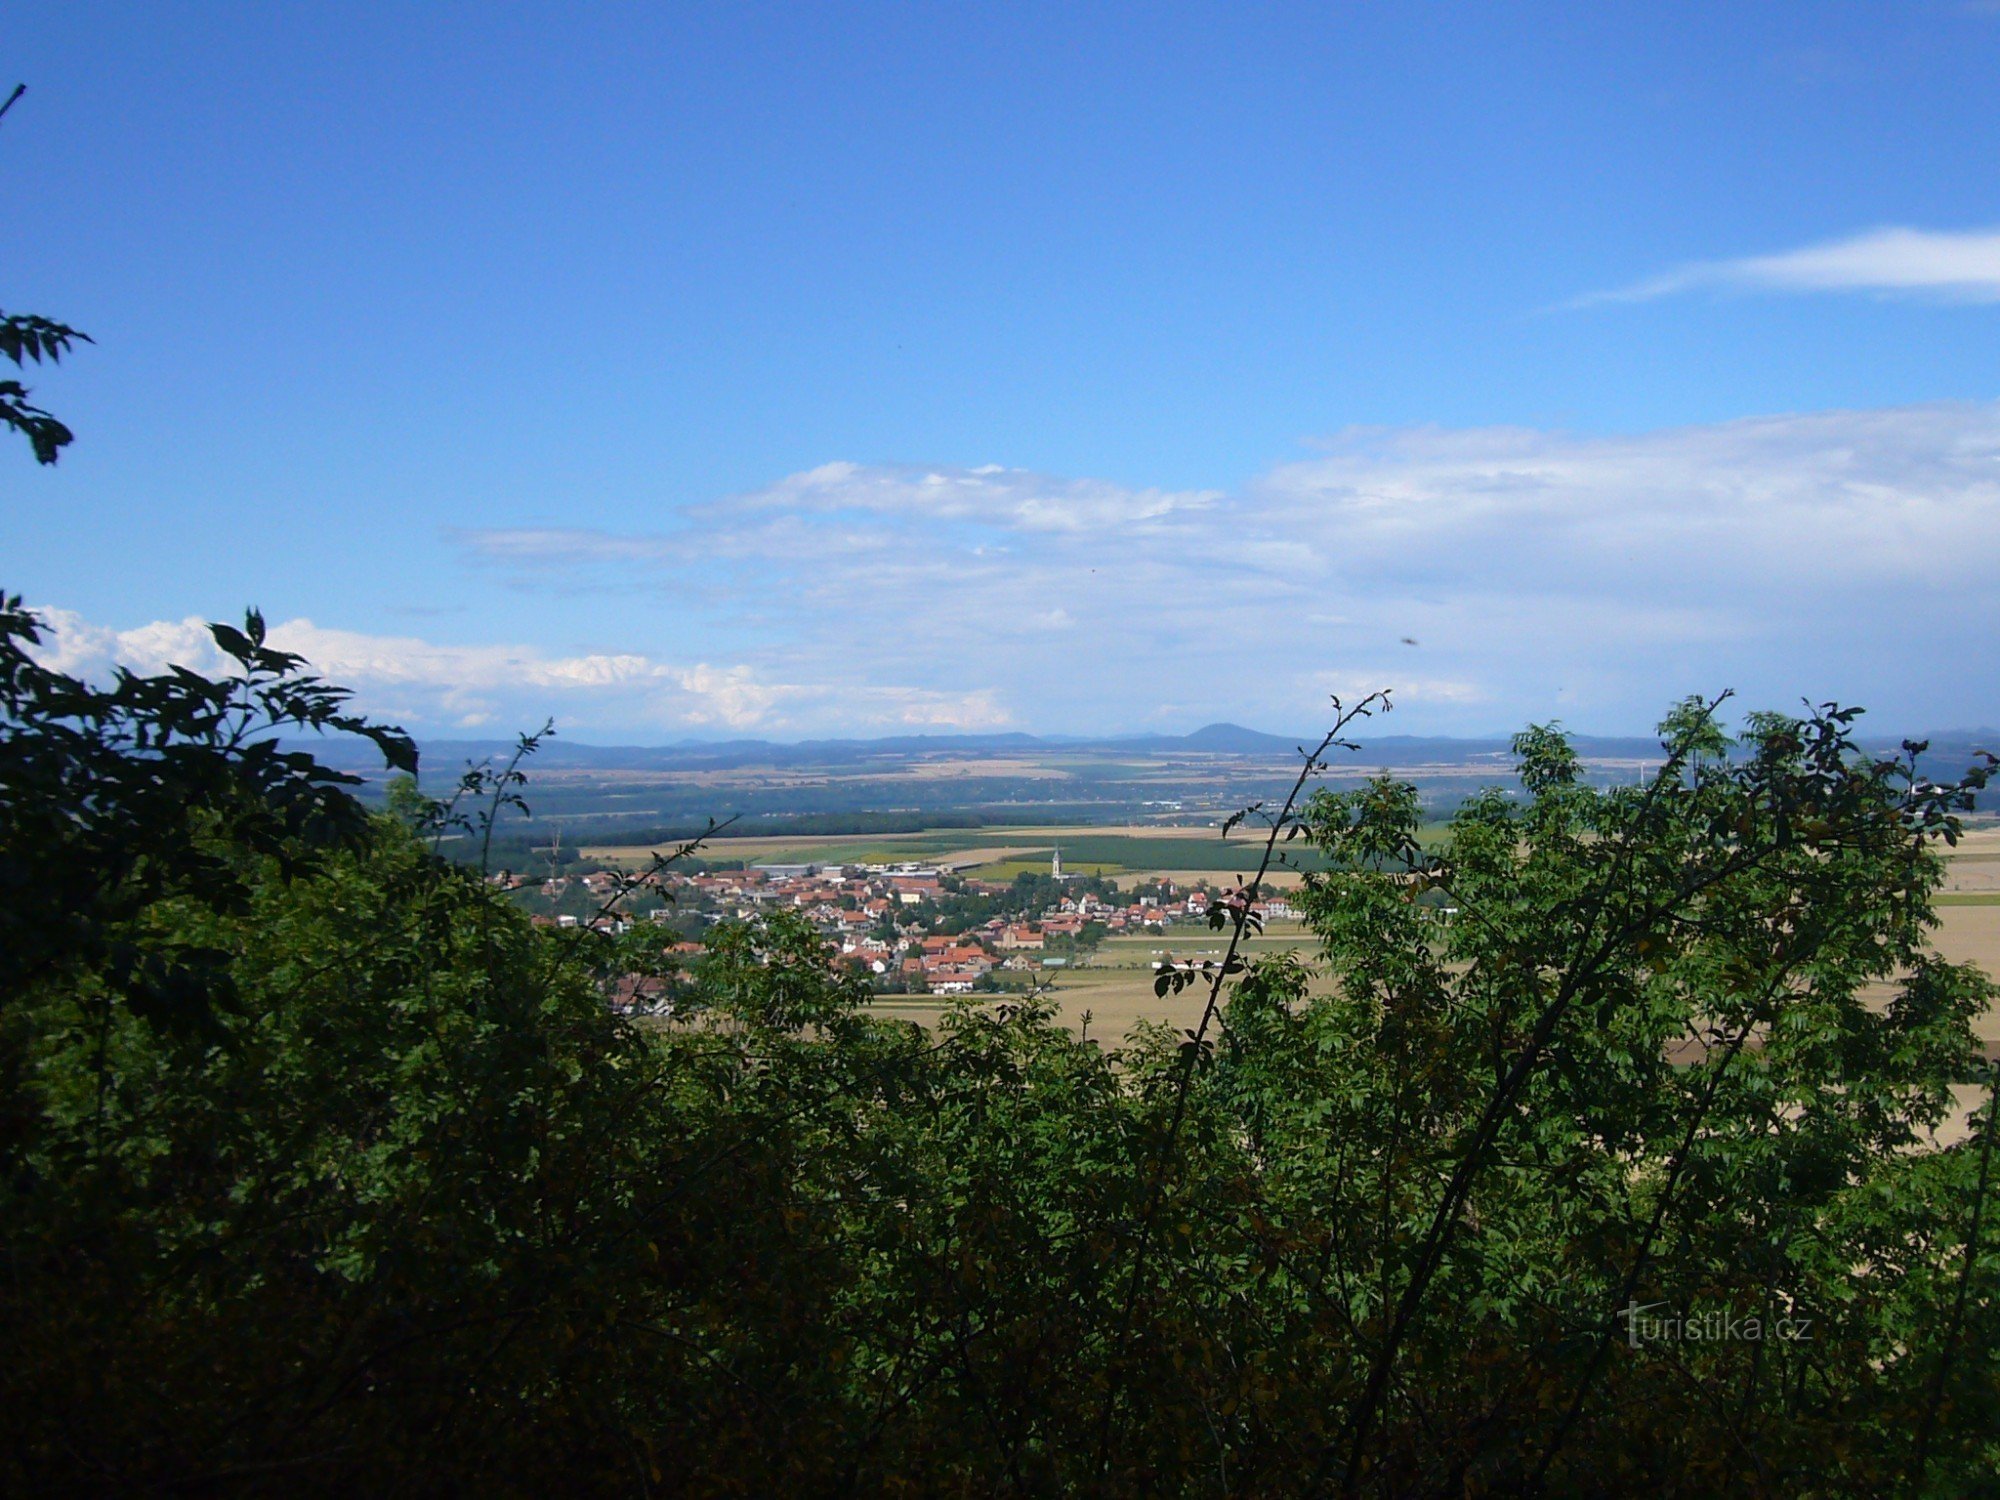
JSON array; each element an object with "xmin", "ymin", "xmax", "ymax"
[
  {"xmin": 1252, "ymin": 405, "xmax": 2000, "ymax": 590},
  {"xmin": 24, "ymin": 612, "xmax": 1013, "ymax": 736},
  {"xmin": 1576, "ymin": 226, "xmax": 2000, "ymax": 306},
  {"xmin": 450, "ymin": 402, "xmax": 2000, "ymax": 734},
  {"xmin": 714, "ymin": 460, "xmax": 1221, "ymax": 533},
  {"xmin": 859, "ymin": 685, "xmax": 1013, "ymax": 730},
  {"xmin": 28, "ymin": 610, "xmax": 235, "ymax": 679}
]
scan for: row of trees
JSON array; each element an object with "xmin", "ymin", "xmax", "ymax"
[{"xmin": 3, "ymin": 593, "xmax": 1996, "ymax": 1493}]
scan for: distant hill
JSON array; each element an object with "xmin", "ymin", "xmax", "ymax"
[{"xmin": 1176, "ymin": 722, "xmax": 1304, "ymax": 753}]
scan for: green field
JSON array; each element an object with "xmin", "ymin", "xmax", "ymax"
[
  {"xmin": 965, "ymin": 857, "xmax": 1122, "ymax": 879},
  {"xmin": 996, "ymin": 834, "xmax": 1337, "ymax": 874}
]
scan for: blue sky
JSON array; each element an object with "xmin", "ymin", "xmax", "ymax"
[{"xmin": 7, "ymin": 2, "xmax": 2000, "ymax": 739}]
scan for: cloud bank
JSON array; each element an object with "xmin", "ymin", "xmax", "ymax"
[{"xmin": 35, "ymin": 401, "xmax": 2000, "ymax": 738}]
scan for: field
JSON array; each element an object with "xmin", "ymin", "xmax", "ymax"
[
  {"xmin": 584, "ymin": 822, "xmax": 1354, "ymax": 876},
  {"xmin": 1930, "ymin": 829, "xmax": 2000, "ymax": 1052},
  {"xmin": 1934, "ymin": 829, "xmax": 2000, "ymax": 1032},
  {"xmin": 869, "ymin": 922, "xmax": 1329, "ymax": 1039},
  {"xmin": 583, "ymin": 819, "xmax": 1453, "ymax": 879}
]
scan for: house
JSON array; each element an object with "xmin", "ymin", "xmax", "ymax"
[{"xmin": 608, "ymin": 974, "xmax": 670, "ymax": 1013}]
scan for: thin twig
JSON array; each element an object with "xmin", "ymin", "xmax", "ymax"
[{"xmin": 1090, "ymin": 691, "xmax": 1389, "ymax": 1477}]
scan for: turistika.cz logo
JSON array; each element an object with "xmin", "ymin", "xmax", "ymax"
[{"xmin": 1621, "ymin": 1300, "xmax": 1813, "ymax": 1349}]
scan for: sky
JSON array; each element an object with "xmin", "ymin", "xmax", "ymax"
[{"xmin": 6, "ymin": 2, "xmax": 2000, "ymax": 742}]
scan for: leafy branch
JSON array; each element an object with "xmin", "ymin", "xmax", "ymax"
[
  {"xmin": 1093, "ymin": 689, "xmax": 1392, "ymax": 1475},
  {"xmin": 0, "ymin": 312, "xmax": 91, "ymax": 465}
]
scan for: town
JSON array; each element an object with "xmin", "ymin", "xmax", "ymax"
[{"xmin": 498, "ymin": 848, "xmax": 1298, "ymax": 1008}]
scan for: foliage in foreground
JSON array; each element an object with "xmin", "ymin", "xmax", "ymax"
[{"xmin": 3, "ymin": 601, "xmax": 1998, "ymax": 1497}]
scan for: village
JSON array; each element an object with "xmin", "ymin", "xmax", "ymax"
[{"xmin": 498, "ymin": 848, "xmax": 1298, "ymax": 1007}]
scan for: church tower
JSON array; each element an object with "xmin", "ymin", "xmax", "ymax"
[{"xmin": 1052, "ymin": 845, "xmax": 1063, "ymax": 880}]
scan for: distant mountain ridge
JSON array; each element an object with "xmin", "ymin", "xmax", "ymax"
[{"xmin": 303, "ymin": 720, "xmax": 1517, "ymax": 771}]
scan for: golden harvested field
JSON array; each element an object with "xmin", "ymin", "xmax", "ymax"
[
  {"xmin": 1933, "ymin": 829, "xmax": 2000, "ymax": 1052},
  {"xmin": 1932, "ymin": 905, "xmax": 2000, "ymax": 1043},
  {"xmin": 874, "ymin": 907, "xmax": 2000, "ymax": 1052},
  {"xmin": 870, "ymin": 925, "xmax": 1329, "ymax": 1039},
  {"xmin": 1942, "ymin": 825, "xmax": 2000, "ymax": 894}
]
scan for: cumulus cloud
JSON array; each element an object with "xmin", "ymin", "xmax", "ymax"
[
  {"xmin": 28, "ymin": 610, "xmax": 238, "ymax": 679},
  {"xmin": 25, "ymin": 612, "xmax": 1013, "ymax": 736},
  {"xmin": 1576, "ymin": 225, "xmax": 2000, "ymax": 306}
]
